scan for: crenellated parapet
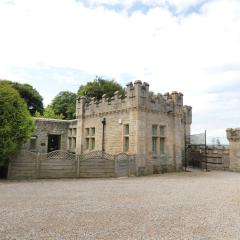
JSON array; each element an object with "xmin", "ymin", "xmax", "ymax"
[
  {"xmin": 227, "ymin": 128, "xmax": 240, "ymax": 142},
  {"xmin": 226, "ymin": 128, "xmax": 240, "ymax": 142},
  {"xmin": 76, "ymin": 80, "xmax": 187, "ymax": 118},
  {"xmin": 125, "ymin": 80, "xmax": 150, "ymax": 99}
]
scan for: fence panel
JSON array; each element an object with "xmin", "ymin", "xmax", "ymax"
[
  {"xmin": 79, "ymin": 151, "xmax": 115, "ymax": 178},
  {"xmin": 39, "ymin": 150, "xmax": 77, "ymax": 178},
  {"xmin": 8, "ymin": 150, "xmax": 137, "ymax": 179},
  {"xmin": 8, "ymin": 151, "xmax": 38, "ymax": 179}
]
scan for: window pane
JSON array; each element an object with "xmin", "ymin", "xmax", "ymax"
[
  {"xmin": 73, "ymin": 128, "xmax": 77, "ymax": 136},
  {"xmin": 160, "ymin": 126, "xmax": 165, "ymax": 136},
  {"xmin": 152, "ymin": 125, "xmax": 157, "ymax": 136},
  {"xmin": 124, "ymin": 124, "xmax": 129, "ymax": 135},
  {"xmin": 160, "ymin": 137, "xmax": 165, "ymax": 154},
  {"xmin": 30, "ymin": 137, "xmax": 37, "ymax": 150},
  {"xmin": 91, "ymin": 128, "xmax": 95, "ymax": 136},
  {"xmin": 68, "ymin": 138, "xmax": 72, "ymax": 149},
  {"xmin": 85, "ymin": 128, "xmax": 89, "ymax": 136},
  {"xmin": 124, "ymin": 137, "xmax": 129, "ymax": 152},
  {"xmin": 152, "ymin": 137, "xmax": 157, "ymax": 154},
  {"xmin": 86, "ymin": 138, "xmax": 89, "ymax": 149},
  {"xmin": 73, "ymin": 138, "xmax": 76, "ymax": 149},
  {"xmin": 91, "ymin": 138, "xmax": 95, "ymax": 150}
]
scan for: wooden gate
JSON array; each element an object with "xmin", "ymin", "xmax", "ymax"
[{"xmin": 115, "ymin": 153, "xmax": 136, "ymax": 177}]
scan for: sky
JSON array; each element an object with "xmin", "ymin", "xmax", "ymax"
[{"xmin": 0, "ymin": 0, "xmax": 240, "ymax": 144}]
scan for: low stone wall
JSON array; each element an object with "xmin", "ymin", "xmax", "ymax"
[{"xmin": 8, "ymin": 150, "xmax": 136, "ymax": 180}]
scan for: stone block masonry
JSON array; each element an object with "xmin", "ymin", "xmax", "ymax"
[{"xmin": 227, "ymin": 128, "xmax": 240, "ymax": 171}]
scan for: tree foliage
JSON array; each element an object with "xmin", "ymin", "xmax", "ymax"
[
  {"xmin": 51, "ymin": 91, "xmax": 76, "ymax": 120},
  {"xmin": 216, "ymin": 137, "xmax": 221, "ymax": 146},
  {"xmin": 0, "ymin": 80, "xmax": 44, "ymax": 115},
  {"xmin": 77, "ymin": 77, "xmax": 125, "ymax": 100},
  {"xmin": 41, "ymin": 105, "xmax": 64, "ymax": 119},
  {"xmin": 0, "ymin": 83, "xmax": 34, "ymax": 166}
]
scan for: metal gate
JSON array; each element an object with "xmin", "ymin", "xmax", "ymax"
[
  {"xmin": 186, "ymin": 145, "xmax": 205, "ymax": 169},
  {"xmin": 184, "ymin": 132, "xmax": 207, "ymax": 170}
]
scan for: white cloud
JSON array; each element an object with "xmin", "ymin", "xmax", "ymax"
[
  {"xmin": 80, "ymin": 0, "xmax": 207, "ymax": 13},
  {"xmin": 0, "ymin": 0, "xmax": 240, "ymax": 142}
]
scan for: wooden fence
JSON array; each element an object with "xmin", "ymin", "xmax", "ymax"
[
  {"xmin": 8, "ymin": 150, "xmax": 136, "ymax": 180},
  {"xmin": 187, "ymin": 146, "xmax": 230, "ymax": 171}
]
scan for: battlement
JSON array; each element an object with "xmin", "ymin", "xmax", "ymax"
[
  {"xmin": 226, "ymin": 128, "xmax": 240, "ymax": 142},
  {"xmin": 76, "ymin": 81, "xmax": 187, "ymax": 117}
]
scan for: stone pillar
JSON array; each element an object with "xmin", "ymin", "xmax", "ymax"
[
  {"xmin": 183, "ymin": 105, "xmax": 192, "ymax": 144},
  {"xmin": 76, "ymin": 97, "xmax": 86, "ymax": 154},
  {"xmin": 172, "ymin": 115, "xmax": 183, "ymax": 171},
  {"xmin": 131, "ymin": 80, "xmax": 150, "ymax": 174},
  {"xmin": 171, "ymin": 92, "xmax": 184, "ymax": 171},
  {"xmin": 135, "ymin": 110, "xmax": 149, "ymax": 174},
  {"xmin": 226, "ymin": 128, "xmax": 240, "ymax": 171}
]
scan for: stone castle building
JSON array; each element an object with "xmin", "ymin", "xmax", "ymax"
[{"xmin": 24, "ymin": 80, "xmax": 192, "ymax": 175}]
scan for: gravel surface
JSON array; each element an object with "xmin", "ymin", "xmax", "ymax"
[{"xmin": 1, "ymin": 170, "xmax": 240, "ymax": 240}]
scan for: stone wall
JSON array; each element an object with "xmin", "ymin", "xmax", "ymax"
[
  {"xmin": 226, "ymin": 128, "xmax": 240, "ymax": 171},
  {"xmin": 23, "ymin": 118, "xmax": 71, "ymax": 153}
]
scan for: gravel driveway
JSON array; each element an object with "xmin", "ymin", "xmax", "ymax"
[{"xmin": 1, "ymin": 170, "xmax": 240, "ymax": 240}]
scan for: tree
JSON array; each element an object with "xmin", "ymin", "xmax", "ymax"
[
  {"xmin": 0, "ymin": 80, "xmax": 44, "ymax": 116},
  {"xmin": 42, "ymin": 105, "xmax": 64, "ymax": 119},
  {"xmin": 211, "ymin": 137, "xmax": 216, "ymax": 147},
  {"xmin": 0, "ymin": 83, "xmax": 34, "ymax": 167},
  {"xmin": 77, "ymin": 76, "xmax": 125, "ymax": 100},
  {"xmin": 51, "ymin": 91, "xmax": 76, "ymax": 120},
  {"xmin": 216, "ymin": 137, "xmax": 221, "ymax": 146}
]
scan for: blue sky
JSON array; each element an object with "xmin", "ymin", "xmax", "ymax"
[{"xmin": 0, "ymin": 0, "xmax": 240, "ymax": 144}]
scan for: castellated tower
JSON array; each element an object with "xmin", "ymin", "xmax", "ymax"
[{"xmin": 75, "ymin": 80, "xmax": 192, "ymax": 175}]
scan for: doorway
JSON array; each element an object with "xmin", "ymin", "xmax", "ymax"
[
  {"xmin": 0, "ymin": 166, "xmax": 8, "ymax": 179},
  {"xmin": 48, "ymin": 134, "xmax": 61, "ymax": 152}
]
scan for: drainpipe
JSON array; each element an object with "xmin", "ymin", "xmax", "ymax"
[{"xmin": 102, "ymin": 118, "xmax": 106, "ymax": 152}]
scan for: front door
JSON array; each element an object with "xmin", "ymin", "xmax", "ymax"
[{"xmin": 48, "ymin": 134, "xmax": 61, "ymax": 152}]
